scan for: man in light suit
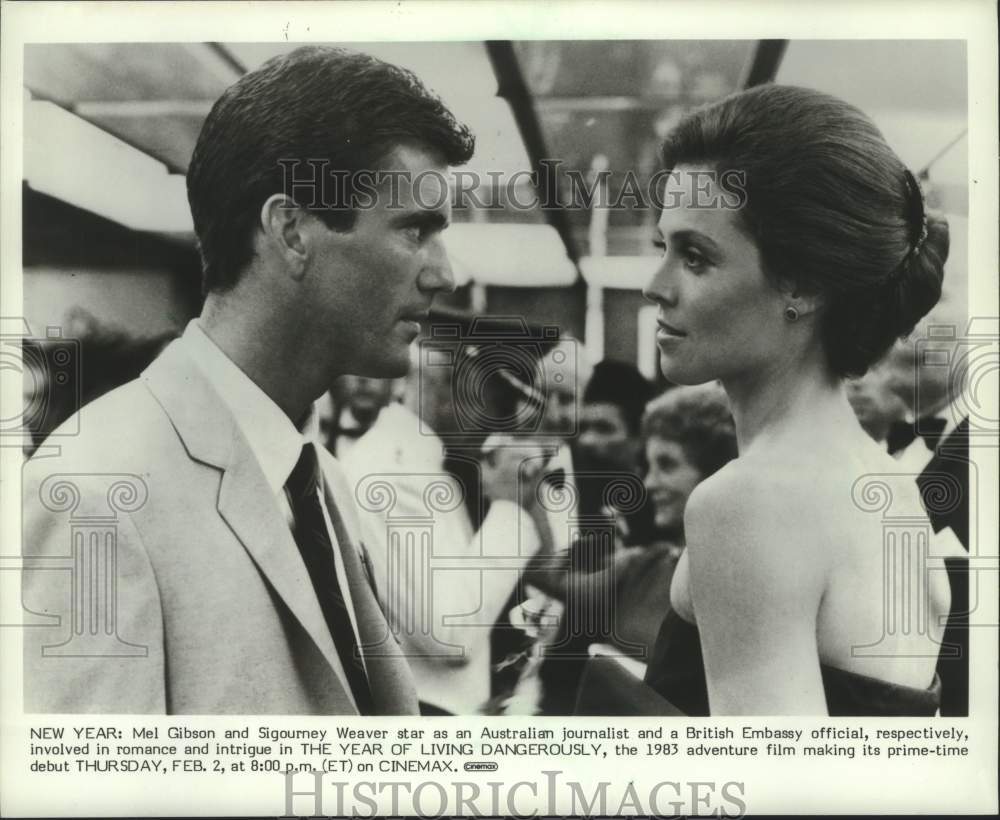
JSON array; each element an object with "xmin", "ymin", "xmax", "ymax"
[{"xmin": 22, "ymin": 46, "xmax": 474, "ymax": 714}]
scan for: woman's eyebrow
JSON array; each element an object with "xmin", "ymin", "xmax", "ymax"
[{"xmin": 670, "ymin": 229, "xmax": 722, "ymax": 256}]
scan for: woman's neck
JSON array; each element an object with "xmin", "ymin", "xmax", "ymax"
[{"xmin": 722, "ymin": 346, "xmax": 854, "ymax": 456}]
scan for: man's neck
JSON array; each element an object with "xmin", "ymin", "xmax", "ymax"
[{"xmin": 199, "ymin": 297, "xmax": 322, "ymax": 423}]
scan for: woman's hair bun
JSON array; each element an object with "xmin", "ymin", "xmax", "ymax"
[
  {"xmin": 892, "ymin": 209, "xmax": 949, "ymax": 337},
  {"xmin": 659, "ymin": 84, "xmax": 951, "ymax": 378}
]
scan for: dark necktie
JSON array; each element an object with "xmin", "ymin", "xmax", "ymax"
[
  {"xmin": 285, "ymin": 443, "xmax": 374, "ymax": 714},
  {"xmin": 886, "ymin": 416, "xmax": 948, "ymax": 456}
]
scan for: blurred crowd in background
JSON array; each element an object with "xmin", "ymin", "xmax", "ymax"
[
  {"xmin": 19, "ymin": 292, "xmax": 971, "ymax": 716},
  {"xmin": 14, "ymin": 35, "xmax": 973, "ymax": 720}
]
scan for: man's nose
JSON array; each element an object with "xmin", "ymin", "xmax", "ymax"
[{"xmin": 420, "ymin": 237, "xmax": 456, "ymax": 294}]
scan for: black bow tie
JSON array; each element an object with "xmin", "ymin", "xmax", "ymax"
[
  {"xmin": 887, "ymin": 416, "xmax": 948, "ymax": 455},
  {"xmin": 543, "ymin": 468, "xmax": 567, "ymax": 490}
]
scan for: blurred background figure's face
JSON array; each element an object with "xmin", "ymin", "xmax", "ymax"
[
  {"xmin": 414, "ymin": 355, "xmax": 456, "ymax": 436},
  {"xmin": 643, "ymin": 436, "xmax": 702, "ymax": 535},
  {"xmin": 575, "ymin": 401, "xmax": 640, "ymax": 474},
  {"xmin": 882, "ymin": 308, "xmax": 965, "ymax": 420},
  {"xmin": 336, "ymin": 374, "xmax": 394, "ymax": 425},
  {"xmin": 322, "ymin": 374, "xmax": 394, "ymax": 452},
  {"xmin": 540, "ymin": 381, "xmax": 577, "ymax": 435},
  {"xmin": 847, "ymin": 365, "xmax": 909, "ymax": 442},
  {"xmin": 529, "ymin": 339, "xmax": 584, "ymax": 437}
]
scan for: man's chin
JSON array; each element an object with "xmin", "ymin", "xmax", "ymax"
[{"xmin": 358, "ymin": 350, "xmax": 411, "ymax": 380}]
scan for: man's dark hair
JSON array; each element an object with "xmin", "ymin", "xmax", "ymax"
[
  {"xmin": 582, "ymin": 359, "xmax": 656, "ymax": 436},
  {"xmin": 186, "ymin": 45, "xmax": 475, "ymax": 293}
]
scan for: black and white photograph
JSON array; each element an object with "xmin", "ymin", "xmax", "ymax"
[{"xmin": 1, "ymin": 1, "xmax": 996, "ymax": 817}]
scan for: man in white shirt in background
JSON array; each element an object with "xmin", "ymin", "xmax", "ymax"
[
  {"xmin": 342, "ymin": 345, "xmax": 550, "ymax": 714},
  {"xmin": 317, "ymin": 375, "xmax": 398, "ymax": 460}
]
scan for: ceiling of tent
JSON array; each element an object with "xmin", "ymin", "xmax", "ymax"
[{"xmin": 23, "ymin": 39, "xmax": 969, "ymax": 289}]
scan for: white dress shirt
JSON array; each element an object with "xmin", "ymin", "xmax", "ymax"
[
  {"xmin": 342, "ymin": 402, "xmax": 542, "ymax": 713},
  {"xmin": 181, "ymin": 320, "xmax": 366, "ymax": 693}
]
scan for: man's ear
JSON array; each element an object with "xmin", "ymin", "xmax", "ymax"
[{"xmin": 259, "ymin": 194, "xmax": 309, "ymax": 279}]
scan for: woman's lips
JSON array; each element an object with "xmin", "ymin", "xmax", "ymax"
[
  {"xmin": 657, "ymin": 319, "xmax": 686, "ymax": 336},
  {"xmin": 657, "ymin": 321, "xmax": 686, "ymax": 343}
]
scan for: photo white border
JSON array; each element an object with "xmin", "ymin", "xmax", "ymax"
[{"xmin": 2, "ymin": 1, "xmax": 997, "ymax": 816}]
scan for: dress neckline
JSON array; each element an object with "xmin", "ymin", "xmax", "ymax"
[{"xmin": 672, "ymin": 609, "xmax": 938, "ymax": 696}]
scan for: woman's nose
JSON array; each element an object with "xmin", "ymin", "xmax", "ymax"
[{"xmin": 642, "ymin": 259, "xmax": 676, "ymax": 306}]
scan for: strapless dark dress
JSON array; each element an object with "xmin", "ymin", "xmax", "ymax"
[{"xmin": 644, "ymin": 609, "xmax": 941, "ymax": 716}]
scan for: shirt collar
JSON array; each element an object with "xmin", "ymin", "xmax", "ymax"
[{"xmin": 181, "ymin": 319, "xmax": 305, "ymax": 495}]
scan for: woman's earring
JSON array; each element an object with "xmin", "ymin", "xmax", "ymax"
[{"xmin": 783, "ymin": 305, "xmax": 800, "ymax": 322}]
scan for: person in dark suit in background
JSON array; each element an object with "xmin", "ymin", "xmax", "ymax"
[
  {"xmin": 884, "ymin": 314, "xmax": 971, "ymax": 716},
  {"xmin": 22, "ymin": 46, "xmax": 474, "ymax": 714},
  {"xmin": 519, "ymin": 360, "xmax": 656, "ymax": 713},
  {"xmin": 573, "ymin": 360, "xmax": 658, "ymax": 544}
]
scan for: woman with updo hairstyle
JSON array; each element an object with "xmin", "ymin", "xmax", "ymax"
[{"xmin": 641, "ymin": 83, "xmax": 962, "ymax": 716}]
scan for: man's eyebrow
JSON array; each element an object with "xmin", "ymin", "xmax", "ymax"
[{"xmin": 388, "ymin": 210, "xmax": 450, "ymax": 231}]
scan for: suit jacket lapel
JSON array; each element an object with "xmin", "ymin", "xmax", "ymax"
[
  {"xmin": 143, "ymin": 340, "xmax": 359, "ymax": 712},
  {"xmin": 917, "ymin": 417, "xmax": 970, "ymax": 550},
  {"xmin": 215, "ymin": 437, "xmax": 356, "ymax": 693},
  {"xmin": 321, "ymin": 456, "xmax": 419, "ymax": 715}
]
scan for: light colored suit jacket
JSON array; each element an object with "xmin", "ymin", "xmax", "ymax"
[{"xmin": 22, "ymin": 340, "xmax": 418, "ymax": 715}]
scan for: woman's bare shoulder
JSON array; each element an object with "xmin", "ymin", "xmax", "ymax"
[
  {"xmin": 686, "ymin": 457, "xmax": 821, "ymax": 537},
  {"xmin": 684, "ymin": 459, "xmax": 830, "ymax": 601}
]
